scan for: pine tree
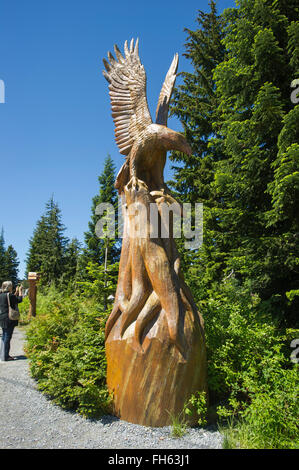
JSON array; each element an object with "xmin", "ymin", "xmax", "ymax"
[
  {"xmin": 26, "ymin": 197, "xmax": 69, "ymax": 286},
  {"xmin": 170, "ymin": 0, "xmax": 299, "ymax": 325},
  {"xmin": 169, "ymin": 0, "xmax": 227, "ymax": 288},
  {"xmin": 4, "ymin": 245, "xmax": 19, "ymax": 286},
  {"xmin": 79, "ymin": 155, "xmax": 120, "ymax": 278},
  {"xmin": 0, "ymin": 229, "xmax": 6, "ymax": 285},
  {"xmin": 0, "ymin": 230, "xmax": 20, "ymax": 286},
  {"xmin": 170, "ymin": 0, "xmax": 226, "ymax": 202},
  {"xmin": 62, "ymin": 238, "xmax": 82, "ymax": 284},
  {"xmin": 210, "ymin": 0, "xmax": 299, "ymax": 325}
]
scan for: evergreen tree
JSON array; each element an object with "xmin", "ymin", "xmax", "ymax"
[
  {"xmin": 169, "ymin": 0, "xmax": 227, "ymax": 284},
  {"xmin": 79, "ymin": 155, "xmax": 120, "ymax": 278},
  {"xmin": 26, "ymin": 197, "xmax": 69, "ymax": 286},
  {"xmin": 212, "ymin": 0, "xmax": 299, "ymax": 325},
  {"xmin": 0, "ymin": 230, "xmax": 19, "ymax": 286},
  {"xmin": 62, "ymin": 238, "xmax": 82, "ymax": 284},
  {"xmin": 170, "ymin": 0, "xmax": 299, "ymax": 325},
  {"xmin": 4, "ymin": 245, "xmax": 19, "ymax": 286},
  {"xmin": 170, "ymin": 0, "xmax": 226, "ymax": 197},
  {"xmin": 0, "ymin": 229, "xmax": 6, "ymax": 284}
]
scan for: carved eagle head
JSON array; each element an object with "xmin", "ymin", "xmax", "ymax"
[{"xmin": 103, "ymin": 39, "xmax": 192, "ymax": 191}]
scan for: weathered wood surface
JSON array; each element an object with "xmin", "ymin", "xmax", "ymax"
[
  {"xmin": 28, "ymin": 272, "xmax": 40, "ymax": 318},
  {"xmin": 106, "ymin": 296, "xmax": 207, "ymax": 426},
  {"xmin": 103, "ymin": 39, "xmax": 207, "ymax": 426}
]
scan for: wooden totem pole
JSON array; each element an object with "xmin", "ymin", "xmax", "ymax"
[{"xmin": 103, "ymin": 39, "xmax": 207, "ymax": 426}]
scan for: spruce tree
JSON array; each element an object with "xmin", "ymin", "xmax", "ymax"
[
  {"xmin": 169, "ymin": 0, "xmax": 227, "ymax": 288},
  {"xmin": 170, "ymin": 0, "xmax": 226, "ymax": 202},
  {"xmin": 170, "ymin": 0, "xmax": 299, "ymax": 325},
  {"xmin": 26, "ymin": 197, "xmax": 69, "ymax": 286},
  {"xmin": 0, "ymin": 229, "xmax": 6, "ymax": 284},
  {"xmin": 4, "ymin": 245, "xmax": 19, "ymax": 286},
  {"xmin": 62, "ymin": 238, "xmax": 82, "ymax": 284},
  {"xmin": 0, "ymin": 230, "xmax": 20, "ymax": 286},
  {"xmin": 211, "ymin": 0, "xmax": 299, "ymax": 325},
  {"xmin": 79, "ymin": 155, "xmax": 120, "ymax": 278}
]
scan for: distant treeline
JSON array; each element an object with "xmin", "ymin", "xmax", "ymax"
[
  {"xmin": 0, "ymin": 229, "xmax": 19, "ymax": 286},
  {"xmin": 25, "ymin": 155, "xmax": 120, "ymax": 289}
]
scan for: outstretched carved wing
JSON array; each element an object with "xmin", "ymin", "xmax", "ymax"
[
  {"xmin": 103, "ymin": 38, "xmax": 152, "ymax": 156},
  {"xmin": 155, "ymin": 54, "xmax": 179, "ymax": 126}
]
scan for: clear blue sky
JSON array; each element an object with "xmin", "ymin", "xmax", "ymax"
[{"xmin": 0, "ymin": 0, "xmax": 235, "ymax": 278}]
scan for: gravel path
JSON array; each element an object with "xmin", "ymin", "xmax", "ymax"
[{"xmin": 0, "ymin": 327, "xmax": 223, "ymax": 449}]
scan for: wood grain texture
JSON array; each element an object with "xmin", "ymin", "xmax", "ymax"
[
  {"xmin": 106, "ymin": 306, "xmax": 207, "ymax": 427},
  {"xmin": 103, "ymin": 39, "xmax": 207, "ymax": 427}
]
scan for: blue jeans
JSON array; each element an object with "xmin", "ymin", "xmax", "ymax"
[{"xmin": 0, "ymin": 324, "xmax": 15, "ymax": 360}]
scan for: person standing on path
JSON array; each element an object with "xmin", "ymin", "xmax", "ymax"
[{"xmin": 0, "ymin": 281, "xmax": 23, "ymax": 361}]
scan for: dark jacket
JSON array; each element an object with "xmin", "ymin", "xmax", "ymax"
[{"xmin": 0, "ymin": 292, "xmax": 22, "ymax": 329}]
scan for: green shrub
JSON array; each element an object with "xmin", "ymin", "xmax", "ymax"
[
  {"xmin": 220, "ymin": 366, "xmax": 298, "ymax": 449},
  {"xmin": 25, "ymin": 287, "xmax": 112, "ymax": 418},
  {"xmin": 18, "ymin": 296, "xmax": 31, "ymax": 325},
  {"xmin": 23, "ymin": 281, "xmax": 298, "ymax": 448},
  {"xmin": 77, "ymin": 261, "xmax": 119, "ymax": 302},
  {"xmin": 183, "ymin": 391, "xmax": 207, "ymax": 427},
  {"xmin": 199, "ymin": 280, "xmax": 299, "ymax": 448},
  {"xmin": 239, "ymin": 366, "xmax": 298, "ymax": 449},
  {"xmin": 168, "ymin": 391, "xmax": 208, "ymax": 438}
]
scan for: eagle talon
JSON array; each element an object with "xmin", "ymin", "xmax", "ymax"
[{"xmin": 126, "ymin": 176, "xmax": 148, "ymax": 193}]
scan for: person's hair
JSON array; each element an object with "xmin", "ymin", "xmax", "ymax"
[{"xmin": 1, "ymin": 281, "xmax": 13, "ymax": 293}]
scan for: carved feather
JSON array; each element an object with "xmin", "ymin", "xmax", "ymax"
[
  {"xmin": 155, "ymin": 54, "xmax": 179, "ymax": 126},
  {"xmin": 103, "ymin": 38, "xmax": 152, "ymax": 156}
]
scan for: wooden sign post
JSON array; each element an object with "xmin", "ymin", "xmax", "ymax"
[{"xmin": 28, "ymin": 272, "xmax": 41, "ymax": 318}]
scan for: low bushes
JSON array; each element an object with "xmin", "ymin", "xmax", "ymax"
[
  {"xmin": 22, "ymin": 281, "xmax": 298, "ymax": 448},
  {"xmin": 199, "ymin": 280, "xmax": 299, "ymax": 449},
  {"xmin": 23, "ymin": 288, "xmax": 112, "ymax": 418}
]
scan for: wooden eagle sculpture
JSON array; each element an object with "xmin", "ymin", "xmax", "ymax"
[
  {"xmin": 103, "ymin": 38, "xmax": 192, "ymax": 194},
  {"xmin": 102, "ymin": 39, "xmax": 206, "ymax": 427}
]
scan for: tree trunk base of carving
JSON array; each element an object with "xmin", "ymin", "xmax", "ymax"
[{"xmin": 106, "ymin": 308, "xmax": 207, "ymax": 427}]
